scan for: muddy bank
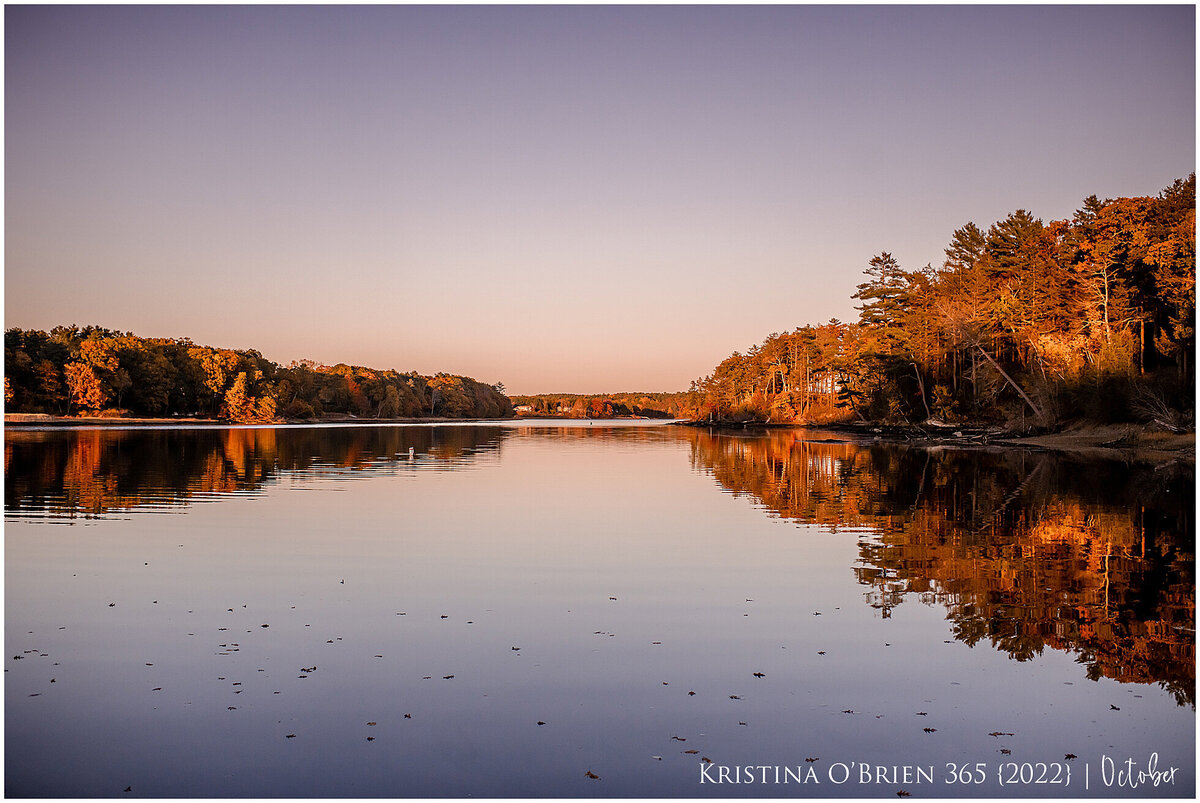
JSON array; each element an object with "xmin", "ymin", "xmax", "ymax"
[{"xmin": 992, "ymin": 423, "xmax": 1194, "ymax": 460}]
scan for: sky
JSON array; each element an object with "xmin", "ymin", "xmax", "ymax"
[{"xmin": 5, "ymin": 5, "xmax": 1195, "ymax": 395}]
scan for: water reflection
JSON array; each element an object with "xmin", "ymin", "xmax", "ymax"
[
  {"xmin": 3, "ymin": 422, "xmax": 688, "ymax": 521},
  {"xmin": 7, "ymin": 424, "xmax": 1194, "ymax": 707},
  {"xmin": 4, "ymin": 423, "xmax": 1194, "ymax": 797},
  {"xmin": 4, "ymin": 426, "xmax": 508, "ymax": 520},
  {"xmin": 685, "ymin": 428, "xmax": 1195, "ymax": 706}
]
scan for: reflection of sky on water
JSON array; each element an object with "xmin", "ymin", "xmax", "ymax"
[{"xmin": 5, "ymin": 423, "xmax": 1194, "ymax": 797}]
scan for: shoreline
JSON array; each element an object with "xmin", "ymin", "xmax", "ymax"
[
  {"xmin": 6, "ymin": 413, "xmax": 1193, "ymax": 459},
  {"xmin": 4, "ymin": 412, "xmax": 675, "ymax": 428},
  {"xmin": 674, "ymin": 418, "xmax": 1195, "ymax": 460},
  {"xmin": 3, "ymin": 413, "xmax": 518, "ymax": 428}
]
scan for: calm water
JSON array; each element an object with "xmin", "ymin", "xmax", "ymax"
[{"xmin": 5, "ymin": 422, "xmax": 1194, "ymax": 798}]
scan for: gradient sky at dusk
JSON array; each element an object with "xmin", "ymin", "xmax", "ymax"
[{"xmin": 6, "ymin": 5, "xmax": 1194, "ymax": 394}]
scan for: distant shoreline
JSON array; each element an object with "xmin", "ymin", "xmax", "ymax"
[
  {"xmin": 3, "ymin": 413, "xmax": 678, "ymax": 429},
  {"xmin": 3, "ymin": 413, "xmax": 516, "ymax": 428}
]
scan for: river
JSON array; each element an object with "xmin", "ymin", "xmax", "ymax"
[{"xmin": 4, "ymin": 421, "xmax": 1194, "ymax": 797}]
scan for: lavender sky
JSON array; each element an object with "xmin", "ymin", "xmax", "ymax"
[{"xmin": 5, "ymin": 5, "xmax": 1195, "ymax": 394}]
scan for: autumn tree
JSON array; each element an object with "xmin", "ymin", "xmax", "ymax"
[{"xmin": 64, "ymin": 362, "xmax": 107, "ymax": 412}]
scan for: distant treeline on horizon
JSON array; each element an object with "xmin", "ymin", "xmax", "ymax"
[
  {"xmin": 5, "ymin": 326, "xmax": 512, "ymax": 421},
  {"xmin": 507, "ymin": 392, "xmax": 692, "ymax": 419}
]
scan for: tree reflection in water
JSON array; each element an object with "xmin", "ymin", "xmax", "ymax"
[
  {"xmin": 685, "ymin": 427, "xmax": 1194, "ymax": 707},
  {"xmin": 4, "ymin": 425, "xmax": 508, "ymax": 518},
  {"xmin": 6, "ymin": 424, "xmax": 1193, "ymax": 706}
]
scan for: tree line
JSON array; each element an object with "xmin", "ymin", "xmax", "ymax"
[
  {"xmin": 4, "ymin": 326, "xmax": 512, "ymax": 422},
  {"xmin": 508, "ymin": 392, "xmax": 692, "ymax": 419},
  {"xmin": 686, "ymin": 175, "xmax": 1195, "ymax": 428}
]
